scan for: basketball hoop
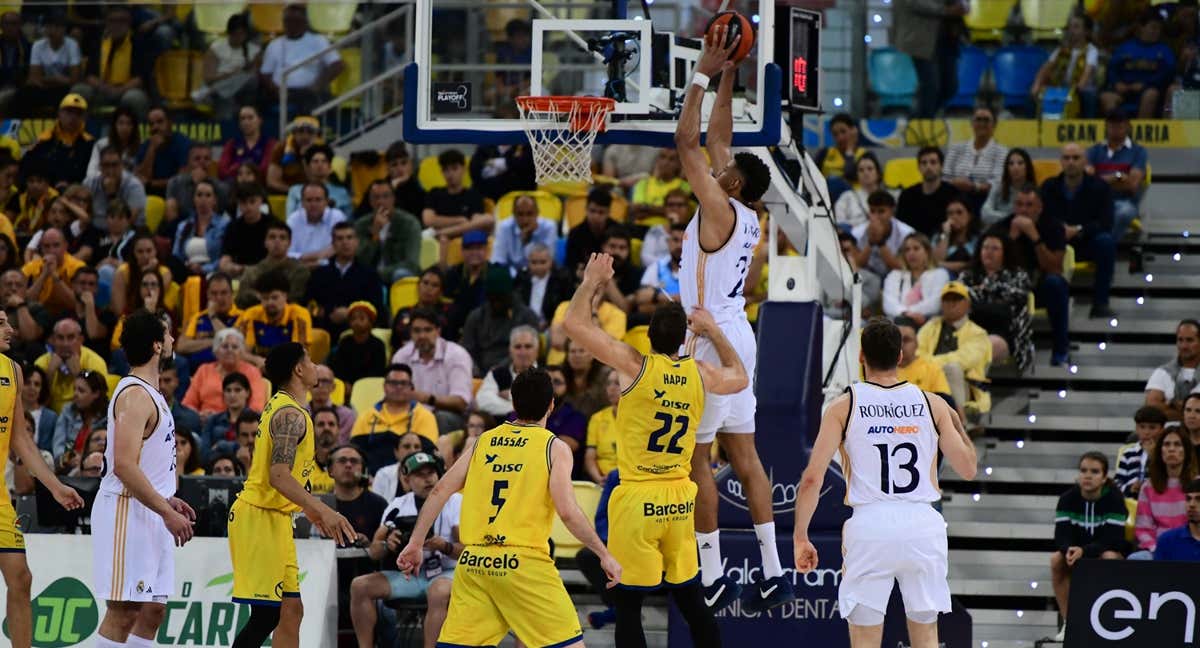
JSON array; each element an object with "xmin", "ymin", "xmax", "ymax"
[{"xmin": 516, "ymin": 96, "xmax": 616, "ymax": 184}]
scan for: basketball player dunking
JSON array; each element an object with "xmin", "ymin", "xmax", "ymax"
[
  {"xmin": 794, "ymin": 318, "xmax": 978, "ymax": 648},
  {"xmin": 92, "ymin": 309, "xmax": 197, "ymax": 648},
  {"xmin": 0, "ymin": 311, "xmax": 84, "ymax": 648},
  {"xmin": 673, "ymin": 24, "xmax": 791, "ymax": 611}
]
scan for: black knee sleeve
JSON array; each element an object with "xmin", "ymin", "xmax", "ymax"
[
  {"xmin": 231, "ymin": 604, "xmax": 282, "ymax": 648},
  {"xmin": 670, "ymin": 583, "xmax": 721, "ymax": 648},
  {"xmin": 612, "ymin": 587, "xmax": 647, "ymax": 648}
]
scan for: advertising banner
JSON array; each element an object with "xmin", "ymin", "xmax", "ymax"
[
  {"xmin": 0, "ymin": 535, "xmax": 337, "ymax": 647},
  {"xmin": 1066, "ymin": 559, "xmax": 1200, "ymax": 647}
]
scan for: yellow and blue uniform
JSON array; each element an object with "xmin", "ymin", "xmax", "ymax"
[
  {"xmin": 182, "ymin": 308, "xmax": 242, "ymax": 364},
  {"xmin": 236, "ymin": 304, "xmax": 311, "ymax": 357},
  {"xmin": 437, "ymin": 421, "xmax": 583, "ymax": 648},
  {"xmin": 608, "ymin": 353, "xmax": 705, "ymax": 588},
  {"xmin": 228, "ymin": 389, "xmax": 316, "ymax": 605},
  {"xmin": 0, "ymin": 356, "xmax": 22, "ymax": 552}
]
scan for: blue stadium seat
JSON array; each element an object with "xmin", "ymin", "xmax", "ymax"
[
  {"xmin": 947, "ymin": 45, "xmax": 990, "ymax": 111},
  {"xmin": 992, "ymin": 45, "xmax": 1049, "ymax": 112},
  {"xmin": 868, "ymin": 48, "xmax": 918, "ymax": 114}
]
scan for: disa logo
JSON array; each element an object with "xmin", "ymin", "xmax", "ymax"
[{"xmin": 2, "ymin": 577, "xmax": 98, "ymax": 646}]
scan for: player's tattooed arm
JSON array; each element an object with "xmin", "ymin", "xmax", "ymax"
[{"xmin": 269, "ymin": 407, "xmax": 306, "ymax": 468}]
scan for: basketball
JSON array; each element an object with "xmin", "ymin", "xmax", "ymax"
[{"xmin": 705, "ymin": 11, "xmax": 756, "ymax": 63}]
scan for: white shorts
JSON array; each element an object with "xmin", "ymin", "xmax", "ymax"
[
  {"xmin": 686, "ymin": 316, "xmax": 757, "ymax": 443},
  {"xmin": 91, "ymin": 492, "xmax": 174, "ymax": 603},
  {"xmin": 839, "ymin": 501, "xmax": 951, "ymax": 620}
]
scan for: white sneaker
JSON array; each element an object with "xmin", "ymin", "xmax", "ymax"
[{"xmin": 1053, "ymin": 625, "xmax": 1066, "ymax": 642}]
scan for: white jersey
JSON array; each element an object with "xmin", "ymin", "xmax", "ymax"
[
  {"xmin": 680, "ymin": 197, "xmax": 761, "ymax": 324},
  {"xmin": 842, "ymin": 381, "xmax": 941, "ymax": 506},
  {"xmin": 100, "ymin": 375, "xmax": 177, "ymax": 498}
]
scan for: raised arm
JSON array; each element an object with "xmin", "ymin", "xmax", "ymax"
[
  {"xmin": 562, "ymin": 253, "xmax": 644, "ymax": 380},
  {"xmin": 674, "ymin": 26, "xmax": 742, "ymax": 251},
  {"xmin": 689, "ymin": 305, "xmax": 748, "ymax": 395},
  {"xmin": 706, "ymin": 59, "xmax": 738, "ymax": 173},
  {"xmin": 267, "ymin": 406, "xmax": 354, "ymax": 544},
  {"xmin": 9, "ymin": 362, "xmax": 83, "ymax": 511},
  {"xmin": 547, "ymin": 438, "xmax": 620, "ymax": 587},
  {"xmin": 111, "ymin": 386, "xmax": 194, "ymax": 545},
  {"xmin": 793, "ymin": 393, "xmax": 849, "ymax": 572}
]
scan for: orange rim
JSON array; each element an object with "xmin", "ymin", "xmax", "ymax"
[{"xmin": 517, "ymin": 95, "xmax": 616, "ymax": 133}]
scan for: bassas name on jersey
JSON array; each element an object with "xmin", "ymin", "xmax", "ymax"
[
  {"xmin": 857, "ymin": 402, "xmax": 926, "ymax": 419},
  {"xmin": 490, "ymin": 435, "xmax": 527, "ymax": 448}
]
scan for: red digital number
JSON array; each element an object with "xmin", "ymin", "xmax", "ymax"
[{"xmin": 792, "ymin": 57, "xmax": 808, "ymax": 94}]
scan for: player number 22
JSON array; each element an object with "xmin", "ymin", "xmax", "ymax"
[
  {"xmin": 727, "ymin": 256, "xmax": 749, "ymax": 298},
  {"xmin": 648, "ymin": 412, "xmax": 688, "ymax": 455},
  {"xmin": 874, "ymin": 442, "xmax": 919, "ymax": 495},
  {"xmin": 488, "ymin": 480, "xmax": 509, "ymax": 524}
]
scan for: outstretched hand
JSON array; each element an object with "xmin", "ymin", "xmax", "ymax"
[
  {"xmin": 687, "ymin": 305, "xmax": 718, "ymax": 338},
  {"xmin": 583, "ymin": 253, "xmax": 615, "ymax": 286},
  {"xmin": 696, "ymin": 24, "xmax": 741, "ymax": 77}
]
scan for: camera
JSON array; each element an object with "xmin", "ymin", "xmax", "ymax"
[{"xmin": 384, "ymin": 511, "xmax": 432, "ymax": 547}]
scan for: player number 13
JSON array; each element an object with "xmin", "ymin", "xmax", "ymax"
[{"xmin": 874, "ymin": 442, "xmax": 919, "ymax": 495}]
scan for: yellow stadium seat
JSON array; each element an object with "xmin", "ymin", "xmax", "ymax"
[
  {"xmin": 308, "ymin": 1, "xmax": 357, "ymax": 34},
  {"xmin": 419, "ymin": 236, "xmax": 438, "ymax": 270},
  {"xmin": 105, "ymin": 373, "xmax": 120, "ymax": 399},
  {"xmin": 331, "ymin": 155, "xmax": 348, "ymax": 186},
  {"xmin": 630, "ymin": 238, "xmax": 642, "ymax": 263},
  {"xmin": 965, "ymin": 0, "xmax": 1011, "ymax": 40},
  {"xmin": 268, "ymin": 194, "xmax": 287, "ymax": 220},
  {"xmin": 350, "ymin": 377, "xmax": 385, "ymax": 414},
  {"xmin": 563, "ymin": 195, "xmax": 587, "ymax": 231},
  {"xmin": 495, "ymin": 190, "xmax": 564, "ymax": 222},
  {"xmin": 349, "ymin": 152, "xmax": 387, "ymax": 208},
  {"xmin": 550, "ymin": 481, "xmax": 602, "ymax": 558},
  {"xmin": 611, "ymin": 195, "xmax": 628, "ymax": 222},
  {"xmin": 194, "ymin": 2, "xmax": 246, "ymax": 34},
  {"xmin": 309, "ymin": 327, "xmax": 331, "ymax": 364},
  {"xmin": 445, "ymin": 237, "xmax": 463, "ymax": 267},
  {"xmin": 1032, "ymin": 159, "xmax": 1062, "ymax": 184},
  {"xmin": 622, "ymin": 325, "xmax": 651, "ymax": 356},
  {"xmin": 164, "ymin": 281, "xmax": 181, "ymax": 313},
  {"xmin": 250, "ymin": 3, "xmax": 285, "ymax": 34},
  {"xmin": 883, "ymin": 158, "xmax": 921, "ymax": 190},
  {"xmin": 539, "ymin": 180, "xmax": 591, "ymax": 197},
  {"xmin": 181, "ymin": 275, "xmax": 202, "ymax": 329},
  {"xmin": 330, "ymin": 48, "xmax": 362, "ymax": 107},
  {"xmin": 418, "ymin": 155, "xmax": 472, "ymax": 190},
  {"xmin": 390, "ymin": 276, "xmax": 420, "ymax": 315},
  {"xmin": 145, "ymin": 195, "xmax": 164, "ymax": 233},
  {"xmin": 1021, "ymin": 0, "xmax": 1073, "ymax": 37}
]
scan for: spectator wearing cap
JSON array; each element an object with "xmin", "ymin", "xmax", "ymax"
[
  {"xmin": 490, "ymin": 194, "xmax": 558, "ymax": 277},
  {"xmin": 286, "ymin": 183, "xmax": 347, "ymax": 267},
  {"xmin": 71, "ymin": 5, "xmax": 150, "ymax": 117},
  {"xmin": 461, "ymin": 266, "xmax": 540, "ymax": 375},
  {"xmin": 566, "ymin": 188, "xmax": 620, "ymax": 273},
  {"xmin": 1116, "ymin": 406, "xmax": 1168, "ymax": 498},
  {"xmin": 1144, "ymin": 320, "xmax": 1200, "ymax": 421},
  {"xmin": 1101, "ymin": 9, "xmax": 1176, "ymax": 118},
  {"xmin": 354, "ymin": 179, "xmax": 423, "ymax": 282},
  {"xmin": 1086, "ymin": 110, "xmax": 1149, "ymax": 240},
  {"xmin": 422, "ymin": 149, "xmax": 492, "ymax": 240},
  {"xmin": 329, "ymin": 301, "xmax": 388, "ymax": 386},
  {"xmin": 851, "ymin": 189, "xmax": 915, "ymax": 279},
  {"xmin": 258, "ymin": 4, "xmax": 344, "ymax": 117},
  {"xmin": 0, "ymin": 11, "xmax": 29, "ymax": 116},
  {"xmin": 165, "ymin": 143, "xmax": 230, "ymax": 226},
  {"xmin": 350, "ymin": 363, "xmax": 439, "ymax": 473},
  {"xmin": 25, "ymin": 11, "xmax": 81, "ymax": 112},
  {"xmin": 1154, "ymin": 478, "xmax": 1200, "ymax": 561},
  {"xmin": 267, "ymin": 116, "xmax": 321, "ymax": 194},
  {"xmin": 514, "ymin": 242, "xmax": 571, "ymax": 329},
  {"xmin": 134, "ymin": 106, "xmax": 192, "ymax": 197},
  {"xmin": 916, "ymin": 281, "xmax": 993, "ymax": 415},
  {"xmin": 218, "ymin": 182, "xmax": 272, "ymax": 280},
  {"xmin": 441, "ymin": 230, "xmax": 493, "ymax": 340},
  {"xmin": 83, "ymin": 145, "xmax": 146, "ymax": 228},
  {"xmin": 305, "ymin": 221, "xmax": 383, "ymax": 337},
  {"xmin": 25, "ymin": 93, "xmax": 94, "ymax": 189},
  {"xmin": 309, "ymin": 365, "xmax": 356, "ymax": 443},
  {"xmin": 384, "ymin": 142, "xmax": 426, "ymax": 217},
  {"xmin": 390, "ymin": 310, "xmax": 474, "ymax": 434},
  {"xmin": 475, "ymin": 325, "xmax": 539, "ymax": 419},
  {"xmin": 285, "ymin": 144, "xmax": 350, "ymax": 215}
]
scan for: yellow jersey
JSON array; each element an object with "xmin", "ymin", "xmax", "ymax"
[
  {"xmin": 614, "ymin": 354, "xmax": 705, "ymax": 483},
  {"xmin": 0, "ymin": 356, "xmax": 15, "ymax": 505},
  {"xmin": 458, "ymin": 422, "xmax": 556, "ymax": 553},
  {"xmin": 238, "ymin": 390, "xmax": 316, "ymax": 513}
]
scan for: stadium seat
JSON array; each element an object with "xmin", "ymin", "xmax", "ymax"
[
  {"xmin": 418, "ymin": 236, "xmax": 438, "ymax": 270},
  {"xmin": 348, "ymin": 152, "xmax": 387, "ymax": 208},
  {"xmin": 350, "ymin": 377, "xmax": 385, "ymax": 414},
  {"xmin": 992, "ymin": 46, "xmax": 1049, "ymax": 112},
  {"xmin": 1032, "ymin": 159, "xmax": 1062, "ymax": 184},
  {"xmin": 145, "ymin": 195, "xmax": 165, "ymax": 233},
  {"xmin": 105, "ymin": 373, "xmax": 119, "ymax": 399},
  {"xmin": 539, "ymin": 179, "xmax": 592, "ymax": 197},
  {"xmin": 630, "ymin": 238, "xmax": 642, "ymax": 263},
  {"xmin": 418, "ymin": 155, "xmax": 472, "ymax": 190},
  {"xmin": 330, "ymin": 48, "xmax": 362, "ymax": 108},
  {"xmin": 181, "ymin": 275, "xmax": 202, "ymax": 328},
  {"xmin": 194, "ymin": 2, "xmax": 246, "ymax": 34},
  {"xmin": 550, "ymin": 481, "xmax": 602, "ymax": 558},
  {"xmin": 445, "ymin": 237, "xmax": 463, "ymax": 267},
  {"xmin": 249, "ymin": 3, "xmax": 285, "ymax": 34},
  {"xmin": 883, "ymin": 158, "xmax": 921, "ymax": 190},
  {"xmin": 965, "ymin": 0, "xmax": 1012, "ymax": 41},
  {"xmin": 390, "ymin": 276, "xmax": 419, "ymax": 315},
  {"xmin": 309, "ymin": 327, "xmax": 331, "ymax": 364},
  {"xmin": 947, "ymin": 45, "xmax": 990, "ymax": 111},
  {"xmin": 495, "ymin": 190, "xmax": 563, "ymax": 222},
  {"xmin": 1020, "ymin": 0, "xmax": 1073, "ymax": 39},
  {"xmin": 308, "ymin": 2, "xmax": 357, "ymax": 34},
  {"xmin": 868, "ymin": 48, "xmax": 918, "ymax": 114},
  {"xmin": 268, "ymin": 194, "xmax": 287, "ymax": 220},
  {"xmin": 623, "ymin": 325, "xmax": 651, "ymax": 356}
]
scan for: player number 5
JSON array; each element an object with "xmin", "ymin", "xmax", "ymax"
[{"xmin": 488, "ymin": 480, "xmax": 509, "ymax": 524}]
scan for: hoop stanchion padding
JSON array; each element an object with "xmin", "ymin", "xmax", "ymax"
[{"xmin": 516, "ymin": 96, "xmax": 616, "ymax": 184}]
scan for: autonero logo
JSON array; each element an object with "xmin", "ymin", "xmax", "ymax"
[{"xmin": 1090, "ymin": 589, "xmax": 1196, "ymax": 643}]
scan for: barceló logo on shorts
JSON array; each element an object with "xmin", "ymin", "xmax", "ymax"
[
  {"xmin": 458, "ymin": 549, "xmax": 520, "ymax": 570},
  {"xmin": 643, "ymin": 501, "xmax": 694, "ymax": 517}
]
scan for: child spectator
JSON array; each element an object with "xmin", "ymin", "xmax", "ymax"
[
  {"xmin": 1117, "ymin": 406, "xmax": 1169, "ymax": 498},
  {"xmin": 329, "ymin": 301, "xmax": 388, "ymax": 386}
]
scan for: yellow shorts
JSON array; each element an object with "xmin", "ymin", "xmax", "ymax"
[
  {"xmin": 0, "ymin": 500, "xmax": 23, "ymax": 552},
  {"xmin": 437, "ymin": 545, "xmax": 582, "ymax": 648},
  {"xmin": 607, "ymin": 479, "xmax": 699, "ymax": 589},
  {"xmin": 228, "ymin": 498, "xmax": 298, "ymax": 606}
]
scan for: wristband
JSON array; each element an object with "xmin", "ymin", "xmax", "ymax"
[{"xmin": 692, "ymin": 71, "xmax": 711, "ymax": 90}]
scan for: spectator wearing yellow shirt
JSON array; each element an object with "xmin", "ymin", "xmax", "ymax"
[
  {"xmin": 350, "ymin": 363, "xmax": 439, "ymax": 474},
  {"xmin": 22, "ymin": 227, "xmax": 83, "ymax": 317},
  {"xmin": 916, "ymin": 282, "xmax": 993, "ymax": 414},
  {"xmin": 235, "ymin": 270, "xmax": 311, "ymax": 368},
  {"xmin": 176, "ymin": 272, "xmax": 241, "ymax": 366},
  {"xmin": 10, "ymin": 158, "xmax": 54, "ymax": 243},
  {"xmin": 546, "ymin": 283, "xmax": 627, "ymax": 366},
  {"xmin": 307, "ymin": 407, "xmax": 342, "ymax": 494},
  {"xmin": 893, "ymin": 316, "xmax": 951, "ymax": 396},
  {"xmin": 584, "ymin": 370, "xmax": 621, "ymax": 484},
  {"xmin": 630, "ymin": 148, "xmax": 691, "ymax": 223},
  {"xmin": 35, "ymin": 319, "xmax": 108, "ymax": 413}
]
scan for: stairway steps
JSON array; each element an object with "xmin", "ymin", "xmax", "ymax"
[{"xmin": 985, "ymin": 413, "xmax": 1131, "ymax": 434}]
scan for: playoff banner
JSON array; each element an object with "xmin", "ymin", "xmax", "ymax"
[
  {"xmin": 1066, "ymin": 559, "xmax": 1200, "ymax": 647},
  {"xmin": 0, "ymin": 535, "xmax": 337, "ymax": 647}
]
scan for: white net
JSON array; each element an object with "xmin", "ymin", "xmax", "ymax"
[{"xmin": 516, "ymin": 96, "xmax": 616, "ymax": 185}]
